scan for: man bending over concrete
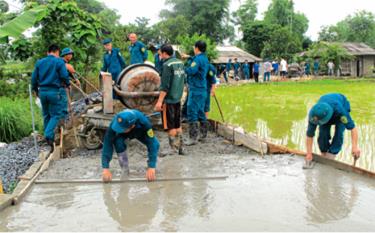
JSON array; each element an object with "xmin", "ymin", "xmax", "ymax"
[
  {"xmin": 101, "ymin": 109, "xmax": 160, "ymax": 182},
  {"xmin": 304, "ymin": 93, "xmax": 361, "ymax": 168}
]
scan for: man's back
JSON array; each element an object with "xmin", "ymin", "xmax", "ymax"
[
  {"xmin": 32, "ymin": 55, "xmax": 69, "ymax": 91},
  {"xmin": 280, "ymin": 59, "xmax": 287, "ymax": 71},
  {"xmin": 185, "ymin": 53, "xmax": 209, "ymax": 90},
  {"xmin": 161, "ymin": 57, "xmax": 185, "ymax": 103},
  {"xmin": 264, "ymin": 62, "xmax": 272, "ymax": 72}
]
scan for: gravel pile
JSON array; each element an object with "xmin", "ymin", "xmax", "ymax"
[
  {"xmin": 0, "ymin": 92, "xmax": 102, "ymax": 193},
  {"xmin": 0, "ymin": 137, "xmax": 46, "ymax": 193}
]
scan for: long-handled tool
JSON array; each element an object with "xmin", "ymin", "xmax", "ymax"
[
  {"xmin": 75, "ymin": 72, "xmax": 102, "ymax": 94},
  {"xmin": 66, "ymin": 88, "xmax": 80, "ymax": 148},
  {"xmin": 28, "ymin": 84, "xmax": 39, "ymax": 158},
  {"xmin": 70, "ymin": 82, "xmax": 91, "ymax": 105},
  {"xmin": 213, "ymin": 94, "xmax": 225, "ymax": 123}
]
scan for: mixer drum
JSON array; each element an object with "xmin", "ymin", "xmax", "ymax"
[{"xmin": 115, "ymin": 63, "xmax": 160, "ymax": 113}]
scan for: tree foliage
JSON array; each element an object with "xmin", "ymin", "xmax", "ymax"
[
  {"xmin": 261, "ymin": 27, "xmax": 301, "ymax": 60},
  {"xmin": 241, "ymin": 0, "xmax": 309, "ymax": 60},
  {"xmin": 160, "ymin": 0, "xmax": 233, "ymax": 43},
  {"xmin": 242, "ymin": 21, "xmax": 274, "ymax": 57},
  {"xmin": 154, "ymin": 15, "xmax": 191, "ymax": 44},
  {"xmin": 263, "ymin": 0, "xmax": 308, "ymax": 39},
  {"xmin": 177, "ymin": 33, "xmax": 218, "ymax": 61},
  {"xmin": 306, "ymin": 42, "xmax": 354, "ymax": 71},
  {"xmin": 232, "ymin": 0, "xmax": 257, "ymax": 30},
  {"xmin": 318, "ymin": 11, "xmax": 375, "ymax": 48},
  {"xmin": 9, "ymin": 37, "xmax": 33, "ymax": 61},
  {"xmin": 0, "ymin": 0, "xmax": 9, "ymax": 13}
]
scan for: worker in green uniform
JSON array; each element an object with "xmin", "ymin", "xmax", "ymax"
[{"xmin": 155, "ymin": 44, "xmax": 186, "ymax": 156}]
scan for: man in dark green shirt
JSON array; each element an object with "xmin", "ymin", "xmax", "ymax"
[{"xmin": 155, "ymin": 44, "xmax": 186, "ymax": 156}]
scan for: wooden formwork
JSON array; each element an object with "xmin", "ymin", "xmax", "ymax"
[
  {"xmin": 210, "ymin": 119, "xmax": 375, "ymax": 179},
  {"xmin": 0, "ymin": 144, "xmax": 63, "ymax": 210}
]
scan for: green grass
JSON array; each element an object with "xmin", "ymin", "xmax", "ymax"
[
  {"xmin": 0, "ymin": 97, "xmax": 43, "ymax": 143},
  {"xmin": 211, "ymin": 78, "xmax": 375, "ymax": 135},
  {"xmin": 210, "ymin": 78, "xmax": 375, "ymax": 153},
  {"xmin": 210, "ymin": 78, "xmax": 375, "ymax": 171}
]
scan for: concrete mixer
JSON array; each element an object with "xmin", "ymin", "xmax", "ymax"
[{"xmin": 78, "ymin": 63, "xmax": 161, "ymax": 150}]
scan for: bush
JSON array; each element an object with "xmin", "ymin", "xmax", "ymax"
[
  {"xmin": 0, "ymin": 97, "xmax": 43, "ymax": 143},
  {"xmin": 0, "ymin": 62, "xmax": 32, "ymax": 98}
]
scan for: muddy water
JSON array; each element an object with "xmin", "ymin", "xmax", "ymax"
[{"xmin": 1, "ymin": 132, "xmax": 375, "ymax": 231}]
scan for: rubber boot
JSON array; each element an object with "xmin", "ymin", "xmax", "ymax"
[
  {"xmin": 118, "ymin": 151, "xmax": 129, "ymax": 175},
  {"xmin": 177, "ymin": 133, "xmax": 186, "ymax": 155},
  {"xmin": 185, "ymin": 122, "xmax": 199, "ymax": 146},
  {"xmin": 199, "ymin": 121, "xmax": 209, "ymax": 142},
  {"xmin": 160, "ymin": 136, "xmax": 179, "ymax": 157},
  {"xmin": 46, "ymin": 139, "xmax": 54, "ymax": 154}
]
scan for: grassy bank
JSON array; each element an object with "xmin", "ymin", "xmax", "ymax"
[{"xmin": 0, "ymin": 97, "xmax": 43, "ymax": 143}]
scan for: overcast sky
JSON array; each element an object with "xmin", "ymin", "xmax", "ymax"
[
  {"xmin": 99, "ymin": 0, "xmax": 375, "ymax": 40},
  {"xmin": 6, "ymin": 0, "xmax": 375, "ymax": 41}
]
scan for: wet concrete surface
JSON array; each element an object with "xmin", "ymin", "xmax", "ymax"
[{"xmin": 1, "ymin": 131, "xmax": 375, "ymax": 231}]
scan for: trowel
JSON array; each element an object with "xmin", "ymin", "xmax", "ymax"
[{"xmin": 302, "ymin": 159, "xmax": 315, "ymax": 169}]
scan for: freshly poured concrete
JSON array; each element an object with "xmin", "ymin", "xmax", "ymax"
[{"xmin": 1, "ymin": 132, "xmax": 375, "ymax": 231}]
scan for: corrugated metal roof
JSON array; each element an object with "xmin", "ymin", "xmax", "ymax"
[
  {"xmin": 213, "ymin": 46, "xmax": 262, "ymax": 63},
  {"xmin": 341, "ymin": 42, "xmax": 375, "ymax": 56}
]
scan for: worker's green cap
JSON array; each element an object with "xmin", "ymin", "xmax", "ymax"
[
  {"xmin": 111, "ymin": 110, "xmax": 137, "ymax": 133},
  {"xmin": 102, "ymin": 38, "xmax": 112, "ymax": 45},
  {"xmin": 60, "ymin": 48, "xmax": 74, "ymax": 57},
  {"xmin": 308, "ymin": 102, "xmax": 333, "ymax": 125}
]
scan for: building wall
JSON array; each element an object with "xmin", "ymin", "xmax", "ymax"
[{"xmin": 363, "ymin": 55, "xmax": 375, "ymax": 76}]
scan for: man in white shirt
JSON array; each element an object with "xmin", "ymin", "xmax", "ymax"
[
  {"xmin": 280, "ymin": 58, "xmax": 288, "ymax": 79},
  {"xmin": 327, "ymin": 61, "xmax": 335, "ymax": 76}
]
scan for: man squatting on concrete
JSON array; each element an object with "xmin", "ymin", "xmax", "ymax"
[
  {"xmin": 154, "ymin": 44, "xmax": 186, "ymax": 156},
  {"xmin": 304, "ymin": 93, "xmax": 361, "ymax": 168}
]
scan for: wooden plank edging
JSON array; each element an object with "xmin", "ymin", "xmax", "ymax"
[
  {"xmin": 209, "ymin": 119, "xmax": 375, "ymax": 179},
  {"xmin": 265, "ymin": 141, "xmax": 375, "ymax": 179}
]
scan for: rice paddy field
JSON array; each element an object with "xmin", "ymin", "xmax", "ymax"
[{"xmin": 210, "ymin": 78, "xmax": 375, "ymax": 172}]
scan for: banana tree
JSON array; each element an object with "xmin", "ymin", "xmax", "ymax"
[{"xmin": 0, "ymin": 0, "xmax": 104, "ymax": 90}]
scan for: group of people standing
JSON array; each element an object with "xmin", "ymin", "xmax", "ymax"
[
  {"xmin": 102, "ymin": 40, "xmax": 217, "ymax": 182},
  {"xmin": 219, "ymin": 58, "xmax": 289, "ymax": 83},
  {"xmin": 31, "ymin": 33, "xmax": 218, "ymax": 182}
]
